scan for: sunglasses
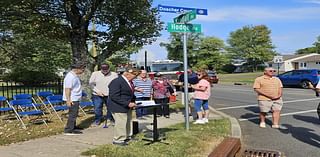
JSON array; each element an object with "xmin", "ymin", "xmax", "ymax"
[{"xmin": 267, "ymin": 70, "xmax": 276, "ymax": 72}]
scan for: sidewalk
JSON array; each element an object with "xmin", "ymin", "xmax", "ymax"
[{"xmin": 0, "ymin": 111, "xmax": 225, "ymax": 157}]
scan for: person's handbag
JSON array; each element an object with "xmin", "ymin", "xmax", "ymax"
[{"xmin": 169, "ymin": 95, "xmax": 176, "ymax": 103}]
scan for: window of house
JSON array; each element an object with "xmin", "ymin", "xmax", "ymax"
[{"xmin": 300, "ymin": 62, "xmax": 307, "ymax": 67}]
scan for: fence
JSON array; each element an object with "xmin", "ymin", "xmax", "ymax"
[{"xmin": 0, "ymin": 80, "xmax": 63, "ymax": 115}]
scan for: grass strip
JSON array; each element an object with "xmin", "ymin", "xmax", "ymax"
[{"xmin": 82, "ymin": 118, "xmax": 230, "ymax": 157}]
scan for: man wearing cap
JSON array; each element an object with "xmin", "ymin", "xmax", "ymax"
[
  {"xmin": 108, "ymin": 68, "xmax": 140, "ymax": 146},
  {"xmin": 89, "ymin": 63, "xmax": 118, "ymax": 127},
  {"xmin": 63, "ymin": 62, "xmax": 86, "ymax": 135}
]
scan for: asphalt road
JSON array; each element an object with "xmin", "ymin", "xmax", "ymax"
[{"xmin": 209, "ymin": 84, "xmax": 320, "ymax": 157}]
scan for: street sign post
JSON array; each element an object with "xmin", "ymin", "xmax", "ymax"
[
  {"xmin": 167, "ymin": 23, "xmax": 201, "ymax": 33},
  {"xmin": 273, "ymin": 56, "xmax": 283, "ymax": 75},
  {"xmin": 158, "ymin": 4, "xmax": 208, "ymax": 15},
  {"xmin": 174, "ymin": 10, "xmax": 196, "ymax": 23},
  {"xmin": 160, "ymin": 5, "xmax": 207, "ymax": 131}
]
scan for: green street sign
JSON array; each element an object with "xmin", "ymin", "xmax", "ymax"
[
  {"xmin": 174, "ymin": 10, "xmax": 196, "ymax": 23},
  {"xmin": 167, "ymin": 22, "xmax": 201, "ymax": 33}
]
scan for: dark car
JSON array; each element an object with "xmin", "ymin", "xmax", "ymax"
[
  {"xmin": 207, "ymin": 70, "xmax": 219, "ymax": 84},
  {"xmin": 277, "ymin": 69, "xmax": 320, "ymax": 88}
]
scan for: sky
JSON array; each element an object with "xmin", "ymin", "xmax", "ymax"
[{"xmin": 131, "ymin": 0, "xmax": 320, "ymax": 62}]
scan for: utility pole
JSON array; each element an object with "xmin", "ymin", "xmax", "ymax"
[{"xmin": 145, "ymin": 50, "xmax": 148, "ymax": 71}]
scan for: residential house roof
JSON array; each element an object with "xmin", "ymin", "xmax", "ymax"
[{"xmin": 293, "ymin": 54, "xmax": 320, "ymax": 62}]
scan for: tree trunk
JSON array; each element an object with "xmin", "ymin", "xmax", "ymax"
[
  {"xmin": 69, "ymin": 27, "xmax": 92, "ymax": 95},
  {"xmin": 70, "ymin": 27, "xmax": 88, "ymax": 64}
]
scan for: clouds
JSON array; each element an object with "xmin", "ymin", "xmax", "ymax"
[
  {"xmin": 198, "ymin": 6, "xmax": 320, "ymax": 22},
  {"xmin": 300, "ymin": 0, "xmax": 320, "ymax": 4}
]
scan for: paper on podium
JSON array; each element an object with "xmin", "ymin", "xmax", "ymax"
[{"xmin": 136, "ymin": 100, "xmax": 157, "ymax": 107}]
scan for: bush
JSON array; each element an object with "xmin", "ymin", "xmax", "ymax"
[{"xmin": 3, "ymin": 69, "xmax": 60, "ymax": 85}]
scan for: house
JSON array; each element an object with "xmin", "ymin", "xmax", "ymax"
[{"xmin": 270, "ymin": 53, "xmax": 320, "ymax": 72}]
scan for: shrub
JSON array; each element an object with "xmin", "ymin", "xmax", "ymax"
[{"xmin": 3, "ymin": 69, "xmax": 60, "ymax": 85}]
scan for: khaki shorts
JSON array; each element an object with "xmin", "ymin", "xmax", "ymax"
[{"xmin": 258, "ymin": 98, "xmax": 283, "ymax": 113}]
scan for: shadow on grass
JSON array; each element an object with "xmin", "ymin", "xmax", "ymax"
[{"xmin": 77, "ymin": 116, "xmax": 95, "ymax": 129}]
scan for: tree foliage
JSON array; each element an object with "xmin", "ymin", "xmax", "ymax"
[
  {"xmin": 227, "ymin": 25, "xmax": 276, "ymax": 72},
  {"xmin": 296, "ymin": 36, "xmax": 320, "ymax": 54},
  {"xmin": 161, "ymin": 33, "xmax": 228, "ymax": 71},
  {"xmin": 192, "ymin": 37, "xmax": 228, "ymax": 71},
  {"xmin": 160, "ymin": 33, "xmax": 202, "ymax": 64},
  {"xmin": 0, "ymin": 30, "xmax": 71, "ymax": 84},
  {"xmin": 0, "ymin": 0, "xmax": 162, "ymax": 70}
]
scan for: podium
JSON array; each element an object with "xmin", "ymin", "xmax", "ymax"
[{"xmin": 136, "ymin": 100, "xmax": 167, "ymax": 144}]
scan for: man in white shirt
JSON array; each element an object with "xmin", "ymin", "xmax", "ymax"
[
  {"xmin": 89, "ymin": 63, "xmax": 118, "ymax": 127},
  {"xmin": 63, "ymin": 62, "xmax": 86, "ymax": 135}
]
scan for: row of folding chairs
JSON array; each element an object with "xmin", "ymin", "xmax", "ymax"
[{"xmin": 0, "ymin": 91, "xmax": 94, "ymax": 129}]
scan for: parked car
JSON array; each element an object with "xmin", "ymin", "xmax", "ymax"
[
  {"xmin": 277, "ymin": 69, "xmax": 320, "ymax": 88},
  {"xmin": 207, "ymin": 70, "xmax": 219, "ymax": 84}
]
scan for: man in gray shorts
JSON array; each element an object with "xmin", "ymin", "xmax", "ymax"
[{"xmin": 253, "ymin": 67, "xmax": 285, "ymax": 129}]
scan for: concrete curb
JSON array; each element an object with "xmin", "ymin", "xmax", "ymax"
[{"xmin": 209, "ymin": 106, "xmax": 242, "ymax": 139}]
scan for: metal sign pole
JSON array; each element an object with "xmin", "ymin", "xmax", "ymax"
[{"xmin": 183, "ymin": 32, "xmax": 189, "ymax": 131}]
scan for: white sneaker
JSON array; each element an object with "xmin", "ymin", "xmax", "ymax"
[
  {"xmin": 193, "ymin": 119, "xmax": 205, "ymax": 124},
  {"xmin": 259, "ymin": 122, "xmax": 266, "ymax": 128},
  {"xmin": 203, "ymin": 118, "xmax": 209, "ymax": 123}
]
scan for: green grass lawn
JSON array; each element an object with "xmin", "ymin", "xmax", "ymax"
[
  {"xmin": 218, "ymin": 72, "xmax": 263, "ymax": 85},
  {"xmin": 82, "ymin": 118, "xmax": 230, "ymax": 157}
]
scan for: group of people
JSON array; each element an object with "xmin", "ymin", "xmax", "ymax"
[
  {"xmin": 62, "ymin": 62, "xmax": 319, "ymax": 147},
  {"xmin": 61, "ymin": 62, "xmax": 213, "ymax": 145}
]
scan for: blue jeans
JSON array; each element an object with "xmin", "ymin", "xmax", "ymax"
[
  {"xmin": 92, "ymin": 95, "xmax": 114, "ymax": 123},
  {"xmin": 194, "ymin": 99, "xmax": 209, "ymax": 112},
  {"xmin": 136, "ymin": 97, "xmax": 150, "ymax": 117}
]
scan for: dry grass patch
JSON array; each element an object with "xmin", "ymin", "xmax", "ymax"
[{"xmin": 0, "ymin": 113, "xmax": 94, "ymax": 145}]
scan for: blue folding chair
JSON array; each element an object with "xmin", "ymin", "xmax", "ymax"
[
  {"xmin": 79, "ymin": 92, "xmax": 94, "ymax": 116},
  {"xmin": 10, "ymin": 99, "xmax": 48, "ymax": 129},
  {"xmin": 13, "ymin": 93, "xmax": 51, "ymax": 114},
  {"xmin": 0, "ymin": 96, "xmax": 13, "ymax": 117},
  {"xmin": 46, "ymin": 95, "xmax": 68, "ymax": 122},
  {"xmin": 35, "ymin": 91, "xmax": 54, "ymax": 115}
]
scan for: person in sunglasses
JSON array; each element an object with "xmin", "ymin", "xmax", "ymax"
[{"xmin": 253, "ymin": 67, "xmax": 286, "ymax": 129}]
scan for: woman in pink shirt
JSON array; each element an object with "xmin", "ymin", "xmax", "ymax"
[{"xmin": 191, "ymin": 70, "xmax": 211, "ymax": 124}]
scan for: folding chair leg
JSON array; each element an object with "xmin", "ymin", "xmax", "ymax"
[
  {"xmin": 18, "ymin": 117, "xmax": 27, "ymax": 129},
  {"xmin": 79, "ymin": 107, "xmax": 87, "ymax": 117},
  {"xmin": 53, "ymin": 110, "xmax": 64, "ymax": 123},
  {"xmin": 43, "ymin": 105, "xmax": 53, "ymax": 115}
]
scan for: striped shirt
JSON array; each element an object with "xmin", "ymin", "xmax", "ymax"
[
  {"xmin": 253, "ymin": 75, "xmax": 283, "ymax": 101},
  {"xmin": 133, "ymin": 77, "xmax": 152, "ymax": 98}
]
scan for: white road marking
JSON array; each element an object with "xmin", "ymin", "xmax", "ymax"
[
  {"xmin": 216, "ymin": 98, "xmax": 320, "ymax": 110},
  {"xmin": 218, "ymin": 88, "xmax": 253, "ymax": 92},
  {"xmin": 238, "ymin": 110, "xmax": 317, "ymax": 121}
]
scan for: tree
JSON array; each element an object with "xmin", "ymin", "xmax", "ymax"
[
  {"xmin": 0, "ymin": 0, "xmax": 162, "ymax": 70},
  {"xmin": 0, "ymin": 30, "xmax": 71, "ymax": 84},
  {"xmin": 296, "ymin": 36, "xmax": 320, "ymax": 54},
  {"xmin": 160, "ymin": 33, "xmax": 202, "ymax": 66},
  {"xmin": 191, "ymin": 37, "xmax": 228, "ymax": 71},
  {"xmin": 227, "ymin": 25, "xmax": 276, "ymax": 72},
  {"xmin": 161, "ymin": 33, "xmax": 228, "ymax": 71}
]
